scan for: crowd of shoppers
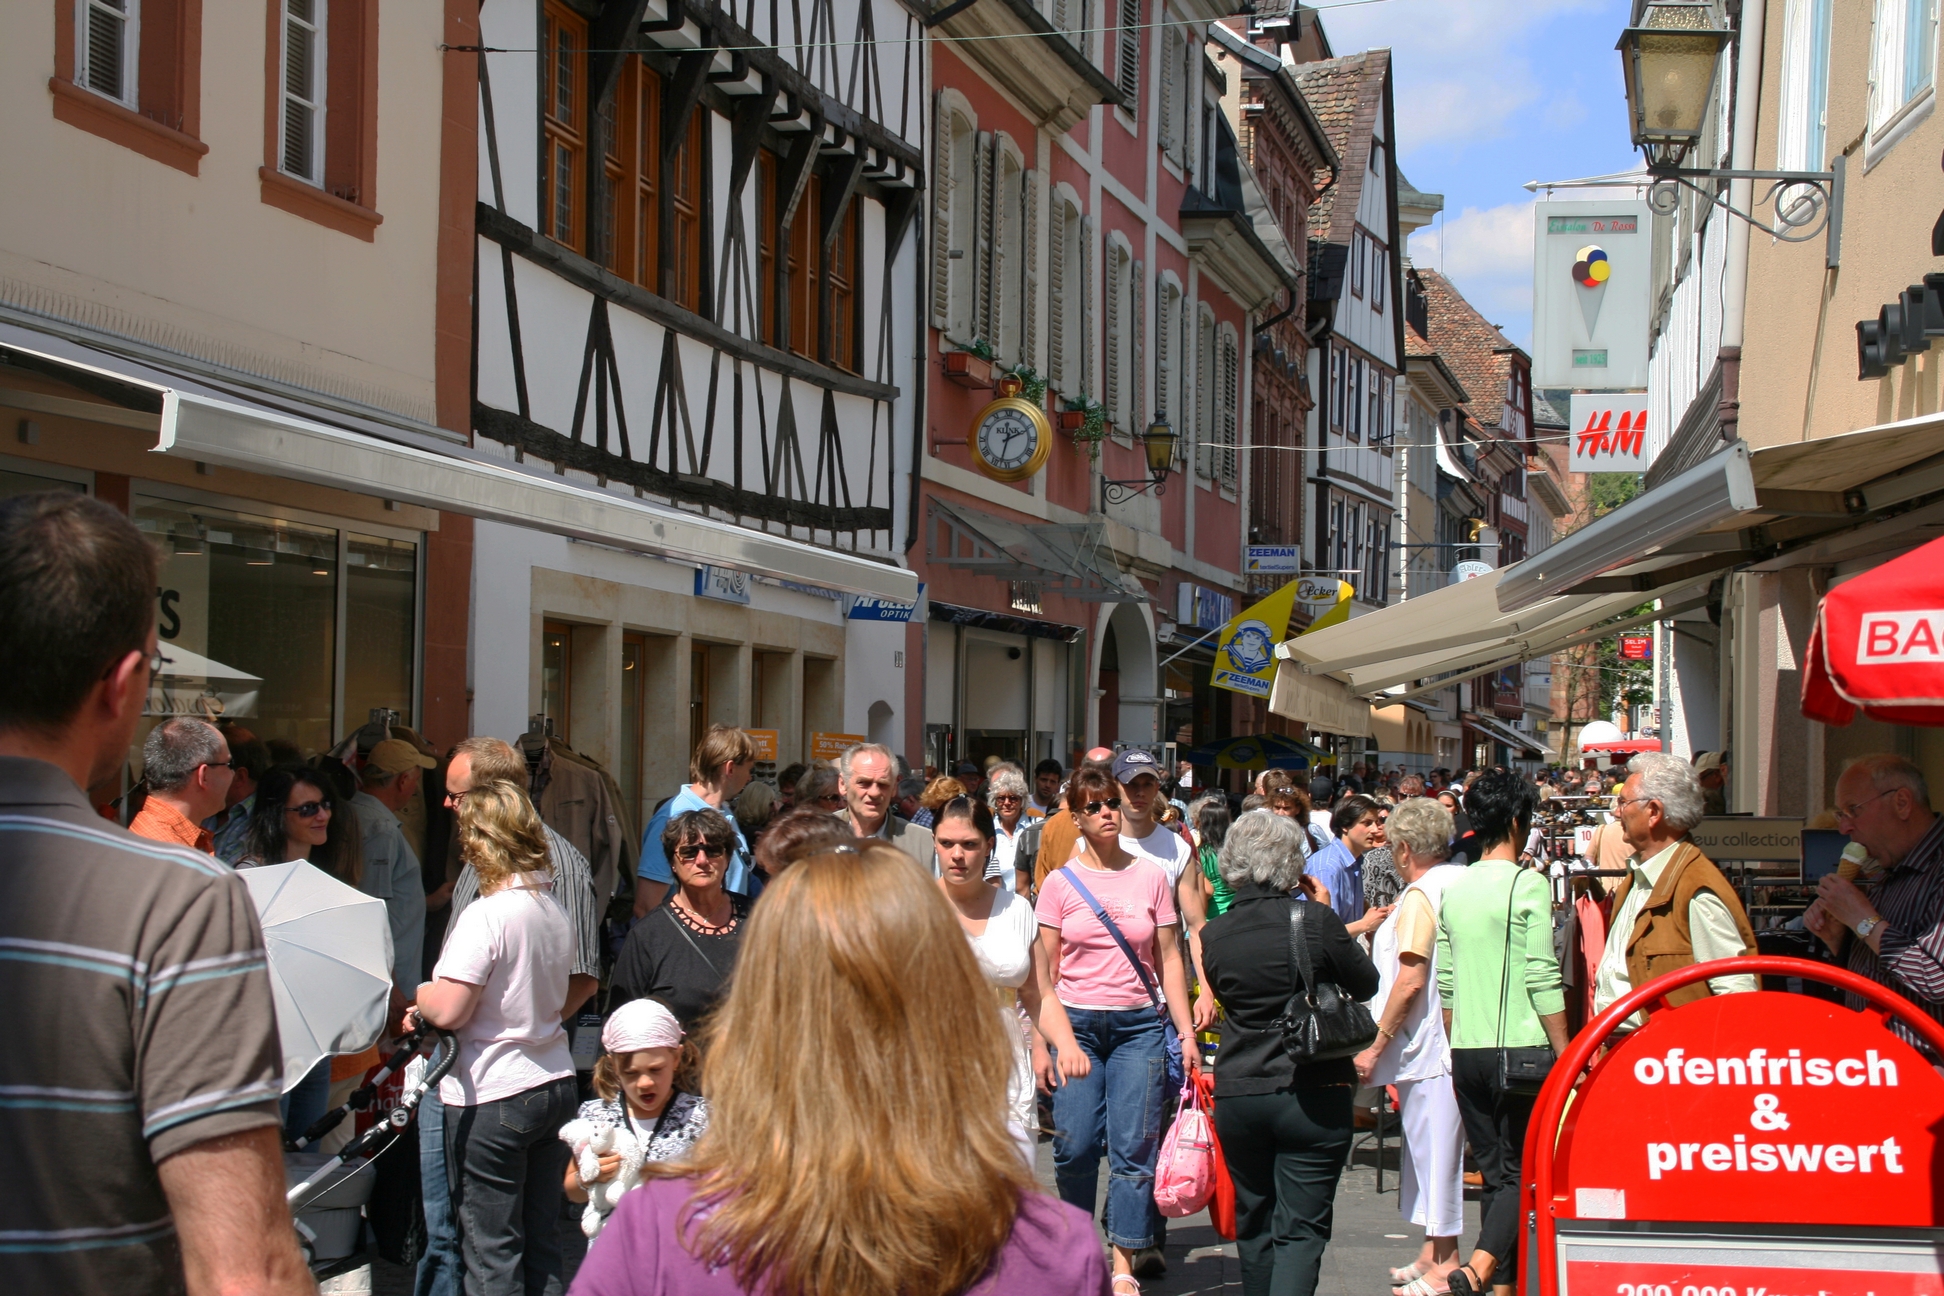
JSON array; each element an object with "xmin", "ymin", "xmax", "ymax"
[{"xmin": 20, "ymin": 491, "xmax": 1944, "ymax": 1296}]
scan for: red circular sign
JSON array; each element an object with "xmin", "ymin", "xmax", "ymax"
[{"xmin": 1555, "ymin": 990, "xmax": 1944, "ymax": 1227}]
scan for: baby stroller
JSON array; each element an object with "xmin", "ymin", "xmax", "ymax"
[{"xmin": 285, "ymin": 1024, "xmax": 458, "ymax": 1282}]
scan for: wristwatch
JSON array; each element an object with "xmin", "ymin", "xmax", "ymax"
[{"xmin": 1856, "ymin": 915, "xmax": 1883, "ymax": 940}]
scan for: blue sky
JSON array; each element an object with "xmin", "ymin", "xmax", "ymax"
[{"xmin": 1318, "ymin": 0, "xmax": 1640, "ymax": 348}]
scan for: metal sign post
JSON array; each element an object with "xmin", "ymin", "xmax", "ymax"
[{"xmin": 1523, "ymin": 956, "xmax": 1944, "ymax": 1296}]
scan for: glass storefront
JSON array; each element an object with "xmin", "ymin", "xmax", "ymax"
[{"xmin": 132, "ymin": 490, "xmax": 420, "ymax": 766}]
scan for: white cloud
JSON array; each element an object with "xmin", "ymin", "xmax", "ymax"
[{"xmin": 1410, "ymin": 201, "xmax": 1539, "ymax": 342}]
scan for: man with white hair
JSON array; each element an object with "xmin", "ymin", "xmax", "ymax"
[
  {"xmin": 1592, "ymin": 752, "xmax": 1757, "ymax": 1029},
  {"xmin": 837, "ymin": 743, "xmax": 933, "ymax": 869}
]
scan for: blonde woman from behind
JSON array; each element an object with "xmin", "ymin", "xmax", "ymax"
[{"xmin": 566, "ymin": 843, "xmax": 1112, "ymax": 1296}]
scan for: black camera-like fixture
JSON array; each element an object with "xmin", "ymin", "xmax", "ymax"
[{"xmin": 1858, "ymin": 273, "xmax": 1944, "ymax": 379}]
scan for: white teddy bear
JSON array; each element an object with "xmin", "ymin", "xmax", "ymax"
[{"xmin": 558, "ymin": 1117, "xmax": 645, "ymax": 1239}]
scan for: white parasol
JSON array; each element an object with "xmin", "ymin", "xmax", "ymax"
[{"xmin": 240, "ymin": 862, "xmax": 394, "ymax": 1093}]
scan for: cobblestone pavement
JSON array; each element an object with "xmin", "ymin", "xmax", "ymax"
[{"xmin": 365, "ymin": 1122, "xmax": 1480, "ymax": 1295}]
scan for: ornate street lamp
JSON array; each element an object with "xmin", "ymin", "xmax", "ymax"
[
  {"xmin": 1102, "ymin": 419, "xmax": 1179, "ymax": 507},
  {"xmin": 1616, "ymin": 1, "xmax": 1730, "ymax": 171}
]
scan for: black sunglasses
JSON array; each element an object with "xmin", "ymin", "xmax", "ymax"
[
  {"xmin": 675, "ymin": 843, "xmax": 728, "ymax": 861},
  {"xmin": 285, "ymin": 800, "xmax": 329, "ymax": 819},
  {"xmin": 1082, "ymin": 798, "xmax": 1124, "ymax": 815}
]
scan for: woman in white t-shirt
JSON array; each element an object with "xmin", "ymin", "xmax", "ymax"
[
  {"xmin": 933, "ymin": 796, "xmax": 1086, "ymax": 1165},
  {"xmin": 413, "ymin": 779, "xmax": 578, "ymax": 1296}
]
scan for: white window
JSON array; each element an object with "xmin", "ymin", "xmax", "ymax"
[
  {"xmin": 1104, "ymin": 240, "xmax": 1131, "ymax": 428},
  {"xmin": 992, "ymin": 145, "xmax": 1024, "ymax": 363},
  {"xmin": 1870, "ymin": 0, "xmax": 1938, "ymax": 133},
  {"xmin": 1779, "ymin": 0, "xmax": 1834, "ymax": 168},
  {"xmin": 79, "ymin": 0, "xmax": 138, "ymax": 104},
  {"xmin": 1350, "ymin": 230, "xmax": 1366, "ymax": 298},
  {"xmin": 281, "ymin": 0, "xmax": 328, "ymax": 185},
  {"xmin": 1329, "ymin": 347, "xmax": 1344, "ymax": 429},
  {"xmin": 940, "ymin": 112, "xmax": 978, "ymax": 340},
  {"xmin": 1369, "ymin": 238, "xmax": 1385, "ymax": 312},
  {"xmin": 1117, "ymin": 0, "xmax": 1141, "ymax": 113}
]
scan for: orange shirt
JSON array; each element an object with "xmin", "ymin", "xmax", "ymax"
[{"xmin": 128, "ymin": 797, "xmax": 214, "ymax": 855}]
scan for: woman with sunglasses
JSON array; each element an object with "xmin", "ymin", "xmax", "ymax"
[
  {"xmin": 984, "ymin": 764, "xmax": 1033, "ymax": 895},
  {"xmin": 612, "ymin": 808, "xmax": 748, "ymax": 1033},
  {"xmin": 1035, "ymin": 766, "xmax": 1197, "ymax": 1295}
]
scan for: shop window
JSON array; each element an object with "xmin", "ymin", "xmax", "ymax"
[
  {"xmin": 541, "ymin": 1, "xmax": 586, "ymax": 252},
  {"xmin": 0, "ymin": 465, "xmax": 88, "ymax": 498},
  {"xmin": 134, "ymin": 496, "xmax": 417, "ymax": 759},
  {"xmin": 53, "ymin": 0, "xmax": 207, "ymax": 174},
  {"xmin": 260, "ymin": 0, "xmax": 380, "ymax": 238},
  {"xmin": 344, "ymin": 533, "xmax": 416, "ymax": 731},
  {"xmin": 689, "ymin": 645, "xmax": 711, "ymax": 755},
  {"xmin": 542, "ymin": 621, "xmax": 572, "ymax": 743},
  {"xmin": 670, "ymin": 102, "xmax": 704, "ymax": 312}
]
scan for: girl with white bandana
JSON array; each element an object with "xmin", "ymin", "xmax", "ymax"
[{"xmin": 564, "ymin": 999, "xmax": 710, "ymax": 1219}]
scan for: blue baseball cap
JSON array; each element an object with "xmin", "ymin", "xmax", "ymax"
[{"xmin": 1112, "ymin": 749, "xmax": 1160, "ymax": 783}]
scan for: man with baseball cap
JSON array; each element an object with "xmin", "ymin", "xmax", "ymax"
[{"xmin": 355, "ymin": 738, "xmax": 432, "ymax": 996}]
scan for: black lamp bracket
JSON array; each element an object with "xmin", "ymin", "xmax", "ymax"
[
  {"xmin": 1644, "ymin": 161, "xmax": 1843, "ymax": 264},
  {"xmin": 1102, "ymin": 475, "xmax": 1168, "ymax": 508}
]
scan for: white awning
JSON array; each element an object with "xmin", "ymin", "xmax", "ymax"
[
  {"xmin": 1497, "ymin": 415, "xmax": 1944, "ymax": 614},
  {"xmin": 1465, "ymin": 711, "xmax": 1556, "ymax": 759},
  {"xmin": 0, "ymin": 338, "xmax": 918, "ymax": 602},
  {"xmin": 1267, "ymin": 665, "xmax": 1374, "ymax": 738}
]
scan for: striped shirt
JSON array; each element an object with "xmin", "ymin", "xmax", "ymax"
[
  {"xmin": 448, "ymin": 825, "xmax": 601, "ymax": 979},
  {"xmin": 1847, "ymin": 814, "xmax": 1944, "ymax": 1053},
  {"xmin": 0, "ymin": 757, "xmax": 282, "ymax": 1294}
]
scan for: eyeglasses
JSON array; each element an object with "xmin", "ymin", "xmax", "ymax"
[
  {"xmin": 1082, "ymin": 798, "xmax": 1124, "ymax": 816},
  {"xmin": 150, "ymin": 648, "xmax": 171, "ymax": 675},
  {"xmin": 443, "ymin": 789, "xmax": 470, "ymax": 808},
  {"xmin": 1610, "ymin": 794, "xmax": 1653, "ymax": 810},
  {"xmin": 815, "ymin": 793, "xmax": 844, "ymax": 806},
  {"xmin": 285, "ymin": 801, "xmax": 330, "ymax": 819},
  {"xmin": 1835, "ymin": 788, "xmax": 1894, "ymax": 823},
  {"xmin": 991, "ymin": 794, "xmax": 1023, "ymax": 805},
  {"xmin": 674, "ymin": 843, "xmax": 728, "ymax": 861}
]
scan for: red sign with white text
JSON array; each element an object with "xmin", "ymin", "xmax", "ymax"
[
  {"xmin": 1553, "ymin": 991, "xmax": 1943, "ymax": 1227},
  {"xmin": 1563, "ymin": 1252, "xmax": 1943, "ymax": 1296},
  {"xmin": 1618, "ymin": 634, "xmax": 1653, "ymax": 661}
]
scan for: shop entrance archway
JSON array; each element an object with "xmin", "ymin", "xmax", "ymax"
[{"xmin": 1097, "ymin": 602, "xmax": 1158, "ymax": 748}]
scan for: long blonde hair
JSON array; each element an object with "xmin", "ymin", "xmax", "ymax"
[
  {"xmin": 454, "ymin": 779, "xmax": 550, "ymax": 893},
  {"xmin": 667, "ymin": 844, "xmax": 1030, "ymax": 1296}
]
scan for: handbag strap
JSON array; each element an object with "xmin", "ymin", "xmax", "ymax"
[
  {"xmin": 1497, "ymin": 863, "xmax": 1521, "ymax": 1052},
  {"xmin": 661, "ymin": 902, "xmax": 726, "ymax": 980},
  {"xmin": 1058, "ymin": 866, "xmax": 1164, "ymax": 1016},
  {"xmin": 1286, "ymin": 899, "xmax": 1317, "ymax": 1004}
]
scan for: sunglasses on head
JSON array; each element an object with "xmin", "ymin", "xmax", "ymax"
[
  {"xmin": 816, "ymin": 792, "xmax": 844, "ymax": 804},
  {"xmin": 1082, "ymin": 797, "xmax": 1123, "ymax": 815},
  {"xmin": 285, "ymin": 800, "xmax": 329, "ymax": 819}
]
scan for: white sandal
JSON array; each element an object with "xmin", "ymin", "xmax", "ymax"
[
  {"xmin": 1112, "ymin": 1276, "xmax": 1141, "ymax": 1295},
  {"xmin": 1390, "ymin": 1262, "xmax": 1429, "ymax": 1286}
]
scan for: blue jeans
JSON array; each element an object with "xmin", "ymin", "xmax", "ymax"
[
  {"xmin": 415, "ymin": 1088, "xmax": 461, "ymax": 1296},
  {"xmin": 280, "ymin": 1057, "xmax": 331, "ymax": 1144},
  {"xmin": 1050, "ymin": 1007, "xmax": 1166, "ymax": 1250}
]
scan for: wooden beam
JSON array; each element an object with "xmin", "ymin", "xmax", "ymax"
[
  {"xmin": 662, "ymin": 47, "xmax": 715, "ymax": 162},
  {"xmin": 775, "ymin": 121, "xmax": 822, "ymax": 232},
  {"xmin": 820, "ymin": 150, "xmax": 865, "ymax": 248},
  {"xmin": 725, "ymin": 82, "xmax": 774, "ymax": 204}
]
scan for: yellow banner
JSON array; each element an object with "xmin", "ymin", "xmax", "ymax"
[{"xmin": 1211, "ymin": 578, "xmax": 1352, "ymax": 698}]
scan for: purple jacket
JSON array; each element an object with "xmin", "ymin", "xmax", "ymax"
[{"xmin": 568, "ymin": 1174, "xmax": 1110, "ymax": 1296}]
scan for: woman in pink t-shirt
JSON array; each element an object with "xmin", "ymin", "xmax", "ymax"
[{"xmin": 1035, "ymin": 766, "xmax": 1198, "ymax": 1295}]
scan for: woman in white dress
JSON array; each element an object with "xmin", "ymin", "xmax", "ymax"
[
  {"xmin": 1353, "ymin": 797, "xmax": 1470, "ymax": 1296},
  {"xmin": 933, "ymin": 795, "xmax": 1088, "ymax": 1164}
]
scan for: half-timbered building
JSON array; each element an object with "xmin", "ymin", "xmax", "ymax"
[
  {"xmin": 468, "ymin": 0, "xmax": 925, "ymax": 832},
  {"xmin": 911, "ymin": 0, "xmax": 1298, "ymax": 766}
]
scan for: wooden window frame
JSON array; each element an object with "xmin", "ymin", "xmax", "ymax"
[
  {"xmin": 596, "ymin": 56, "xmax": 661, "ymax": 286},
  {"xmin": 757, "ymin": 147, "xmax": 778, "ymax": 345},
  {"xmin": 539, "ymin": 0, "xmax": 587, "ymax": 254},
  {"xmin": 668, "ymin": 101, "xmax": 704, "ymax": 312},
  {"xmin": 786, "ymin": 173, "xmax": 821, "ymax": 359},
  {"xmin": 258, "ymin": 0, "xmax": 380, "ymax": 239},
  {"xmin": 826, "ymin": 191, "xmax": 859, "ymax": 372},
  {"xmin": 51, "ymin": 0, "xmax": 207, "ymax": 174}
]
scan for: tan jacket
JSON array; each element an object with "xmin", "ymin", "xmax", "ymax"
[
  {"xmin": 837, "ymin": 808, "xmax": 935, "ymax": 871},
  {"xmin": 1609, "ymin": 840, "xmax": 1758, "ymax": 1008}
]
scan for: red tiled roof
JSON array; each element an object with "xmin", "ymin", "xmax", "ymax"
[
  {"xmin": 1415, "ymin": 267, "xmax": 1528, "ymax": 434},
  {"xmin": 1287, "ymin": 50, "xmax": 1387, "ymax": 246}
]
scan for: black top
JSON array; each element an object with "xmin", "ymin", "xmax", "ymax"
[
  {"xmin": 610, "ymin": 896, "xmax": 748, "ymax": 1030},
  {"xmin": 1201, "ymin": 881, "xmax": 1381, "ymax": 1095}
]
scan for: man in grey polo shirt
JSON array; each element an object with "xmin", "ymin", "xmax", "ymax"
[{"xmin": 0, "ymin": 492, "xmax": 308, "ymax": 1295}]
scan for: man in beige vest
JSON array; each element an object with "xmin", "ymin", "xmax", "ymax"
[{"xmin": 1594, "ymin": 752, "xmax": 1758, "ymax": 1030}]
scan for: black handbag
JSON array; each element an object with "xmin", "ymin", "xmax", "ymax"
[
  {"xmin": 1497, "ymin": 865, "xmax": 1556, "ymax": 1095},
  {"xmin": 1274, "ymin": 900, "xmax": 1378, "ymax": 1064}
]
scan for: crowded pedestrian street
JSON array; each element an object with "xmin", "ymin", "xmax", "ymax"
[{"xmin": 12, "ymin": 0, "xmax": 1944, "ymax": 1294}]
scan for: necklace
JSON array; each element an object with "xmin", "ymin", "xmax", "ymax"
[{"xmin": 672, "ymin": 893, "xmax": 739, "ymax": 935}]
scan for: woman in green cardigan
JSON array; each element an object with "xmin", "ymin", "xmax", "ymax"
[{"xmin": 1435, "ymin": 770, "xmax": 1572, "ymax": 1296}]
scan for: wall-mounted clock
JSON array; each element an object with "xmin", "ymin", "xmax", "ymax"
[{"xmin": 968, "ymin": 377, "xmax": 1052, "ymax": 483}]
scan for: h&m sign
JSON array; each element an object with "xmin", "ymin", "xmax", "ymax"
[{"xmin": 1568, "ymin": 392, "xmax": 1652, "ymax": 473}]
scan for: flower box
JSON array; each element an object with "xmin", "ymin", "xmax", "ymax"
[
  {"xmin": 943, "ymin": 351, "xmax": 995, "ymax": 389},
  {"xmin": 1056, "ymin": 409, "xmax": 1088, "ymax": 432}
]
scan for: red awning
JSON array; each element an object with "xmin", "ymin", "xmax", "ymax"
[
  {"xmin": 1803, "ymin": 535, "xmax": 1944, "ymax": 726},
  {"xmin": 1580, "ymin": 739, "xmax": 1663, "ymax": 754}
]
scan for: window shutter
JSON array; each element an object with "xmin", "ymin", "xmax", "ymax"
[
  {"xmin": 1118, "ymin": 0, "xmax": 1141, "ymax": 110},
  {"xmin": 1196, "ymin": 311, "xmax": 1212, "ymax": 477},
  {"xmin": 1131, "ymin": 258, "xmax": 1146, "ymax": 434},
  {"xmin": 1079, "ymin": 215, "xmax": 1096, "ymax": 398},
  {"xmin": 81, "ymin": 0, "xmax": 135, "ymax": 103},
  {"xmin": 1220, "ymin": 330, "xmax": 1238, "ymax": 488},
  {"xmin": 930, "ymin": 102, "xmax": 954, "ymax": 331},
  {"xmin": 1155, "ymin": 285, "xmax": 1172, "ymax": 419},
  {"xmin": 1047, "ymin": 199, "xmax": 1067, "ymax": 389},
  {"xmin": 1104, "ymin": 247, "xmax": 1123, "ymax": 426},
  {"xmin": 1182, "ymin": 42, "xmax": 1197, "ymax": 178},
  {"xmin": 1159, "ymin": 28, "xmax": 1180, "ymax": 155},
  {"xmin": 1023, "ymin": 170, "xmax": 1041, "ymax": 370},
  {"xmin": 990, "ymin": 151, "xmax": 1010, "ymax": 358},
  {"xmin": 974, "ymin": 132, "xmax": 995, "ymax": 344}
]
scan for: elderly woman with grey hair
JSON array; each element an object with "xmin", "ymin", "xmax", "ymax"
[
  {"xmin": 984, "ymin": 763, "xmax": 1032, "ymax": 893},
  {"xmin": 1353, "ymin": 798, "xmax": 1469, "ymax": 1294},
  {"xmin": 792, "ymin": 763, "xmax": 845, "ymax": 814},
  {"xmin": 1200, "ymin": 811, "xmax": 1380, "ymax": 1296}
]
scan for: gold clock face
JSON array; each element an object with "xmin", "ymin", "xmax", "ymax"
[{"xmin": 969, "ymin": 396, "xmax": 1052, "ymax": 483}]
